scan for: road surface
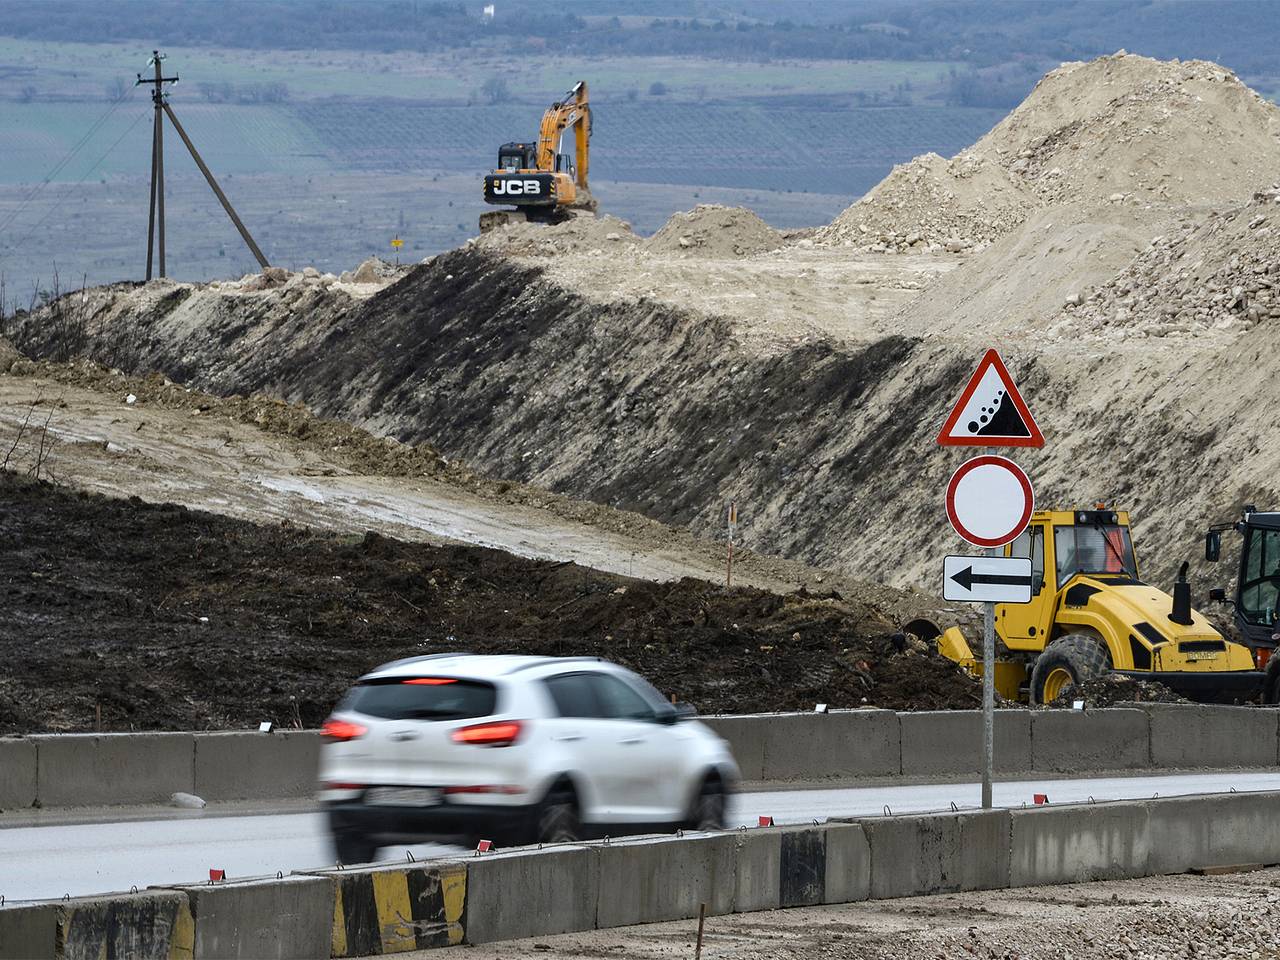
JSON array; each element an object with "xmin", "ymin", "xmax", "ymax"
[{"xmin": 3, "ymin": 771, "xmax": 1278, "ymax": 903}]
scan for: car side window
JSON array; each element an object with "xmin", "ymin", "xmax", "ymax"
[
  {"xmin": 543, "ymin": 673, "xmax": 599, "ymax": 718},
  {"xmin": 590, "ymin": 674, "xmax": 656, "ymax": 721}
]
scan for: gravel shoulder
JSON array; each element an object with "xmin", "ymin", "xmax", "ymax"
[{"xmin": 426, "ymin": 870, "xmax": 1280, "ymax": 959}]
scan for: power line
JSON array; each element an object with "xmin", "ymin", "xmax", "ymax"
[
  {"xmin": 0, "ymin": 93, "xmax": 133, "ymax": 237},
  {"xmin": 9, "ymin": 108, "xmax": 151, "ymax": 253}
]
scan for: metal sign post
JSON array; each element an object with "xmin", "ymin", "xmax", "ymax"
[
  {"xmin": 982, "ymin": 549, "xmax": 996, "ymax": 809},
  {"xmin": 938, "ymin": 348, "xmax": 1044, "ymax": 812}
]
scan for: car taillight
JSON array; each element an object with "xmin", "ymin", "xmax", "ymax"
[
  {"xmin": 403, "ymin": 678, "xmax": 456, "ymax": 685},
  {"xmin": 322, "ymin": 718, "xmax": 368, "ymax": 742},
  {"xmin": 451, "ymin": 720, "xmax": 523, "ymax": 747},
  {"xmin": 323, "ymin": 782, "xmax": 366, "ymax": 791}
]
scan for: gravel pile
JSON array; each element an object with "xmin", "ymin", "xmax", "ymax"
[
  {"xmin": 816, "ymin": 152, "xmax": 1036, "ymax": 253},
  {"xmin": 646, "ymin": 204, "xmax": 784, "ymax": 258},
  {"xmin": 1053, "ymin": 185, "xmax": 1280, "ymax": 339}
]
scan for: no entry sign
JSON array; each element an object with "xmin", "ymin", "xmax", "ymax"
[{"xmin": 945, "ymin": 454, "xmax": 1034, "ymax": 547}]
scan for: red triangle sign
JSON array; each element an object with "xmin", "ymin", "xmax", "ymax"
[{"xmin": 937, "ymin": 349, "xmax": 1044, "ymax": 448}]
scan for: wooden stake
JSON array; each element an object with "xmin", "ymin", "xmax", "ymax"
[{"xmin": 694, "ymin": 902, "xmax": 706, "ymax": 959}]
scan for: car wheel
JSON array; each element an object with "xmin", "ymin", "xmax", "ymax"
[
  {"xmin": 536, "ymin": 784, "xmax": 581, "ymax": 844},
  {"xmin": 688, "ymin": 775, "xmax": 727, "ymax": 831},
  {"xmin": 332, "ymin": 831, "xmax": 378, "ymax": 865}
]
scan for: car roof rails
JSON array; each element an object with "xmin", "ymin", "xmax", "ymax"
[
  {"xmin": 373, "ymin": 651, "xmax": 472, "ymax": 672},
  {"xmin": 503, "ymin": 655, "xmax": 604, "ymax": 674}
]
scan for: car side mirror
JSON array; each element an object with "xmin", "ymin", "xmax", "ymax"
[
  {"xmin": 1205, "ymin": 531, "xmax": 1221, "ymax": 563},
  {"xmin": 654, "ymin": 702, "xmax": 696, "ymax": 724}
]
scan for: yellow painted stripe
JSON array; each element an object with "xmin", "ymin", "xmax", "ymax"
[
  {"xmin": 442, "ymin": 865, "xmax": 467, "ymax": 946},
  {"xmin": 168, "ymin": 900, "xmax": 195, "ymax": 960},
  {"xmin": 372, "ymin": 870, "xmax": 415, "ymax": 954},
  {"xmin": 331, "ymin": 881, "xmax": 348, "ymax": 958}
]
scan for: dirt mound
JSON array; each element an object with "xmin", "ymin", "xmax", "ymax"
[
  {"xmin": 976, "ymin": 52, "xmax": 1280, "ymax": 207},
  {"xmin": 817, "ymin": 53, "xmax": 1280, "ymax": 254},
  {"xmin": 1055, "ymin": 186, "xmax": 1280, "ymax": 339},
  {"xmin": 1048, "ymin": 673, "xmax": 1188, "ymax": 708},
  {"xmin": 816, "ymin": 152, "xmax": 1037, "ymax": 252},
  {"xmin": 473, "ymin": 213, "xmax": 639, "ymax": 258},
  {"xmin": 646, "ymin": 204, "xmax": 784, "ymax": 258},
  {"xmin": 0, "ymin": 475, "xmax": 978, "ymax": 733}
]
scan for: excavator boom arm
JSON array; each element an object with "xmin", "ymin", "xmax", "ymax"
[{"xmin": 536, "ymin": 81, "xmax": 590, "ymax": 188}]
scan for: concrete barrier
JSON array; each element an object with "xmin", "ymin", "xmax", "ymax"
[
  {"xmin": 463, "ymin": 844, "xmax": 598, "ymax": 945},
  {"xmin": 0, "ymin": 739, "xmax": 36, "ymax": 811},
  {"xmin": 57, "ymin": 889, "xmax": 194, "ymax": 960},
  {"xmin": 1143, "ymin": 704, "xmax": 1279, "ymax": 769},
  {"xmin": 702, "ymin": 716, "xmax": 766, "ymax": 780},
  {"xmin": 32, "ymin": 733, "xmax": 195, "ymax": 807},
  {"xmin": 193, "ymin": 731, "xmax": 321, "ymax": 802},
  {"xmin": 307, "ymin": 859, "xmax": 466, "ymax": 955},
  {"xmin": 1030, "ymin": 709, "xmax": 1150, "ymax": 772},
  {"xmin": 595, "ymin": 832, "xmax": 737, "ymax": 927},
  {"xmin": 731, "ymin": 828, "xmax": 782, "ymax": 913},
  {"xmin": 1010, "ymin": 800, "xmax": 1150, "ymax": 886},
  {"xmin": 761, "ymin": 710, "xmax": 900, "ymax": 780},
  {"xmin": 0, "ymin": 903, "xmax": 58, "ymax": 960},
  {"xmin": 822, "ymin": 822, "xmax": 871, "ymax": 905},
  {"xmin": 13, "ymin": 705, "xmax": 1280, "ymax": 813},
  {"xmin": 1146, "ymin": 791, "xmax": 1280, "ymax": 875},
  {"xmin": 6, "ymin": 793, "xmax": 1280, "ymax": 956},
  {"xmin": 179, "ymin": 875, "xmax": 331, "ymax": 960},
  {"xmin": 899, "ymin": 711, "xmax": 1032, "ymax": 777}
]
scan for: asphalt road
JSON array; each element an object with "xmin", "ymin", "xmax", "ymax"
[{"xmin": 5, "ymin": 771, "xmax": 1279, "ymax": 902}]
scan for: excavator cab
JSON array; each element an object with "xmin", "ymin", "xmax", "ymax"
[{"xmin": 497, "ymin": 142, "xmax": 537, "ymax": 173}]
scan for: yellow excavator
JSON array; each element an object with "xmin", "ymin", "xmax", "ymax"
[
  {"xmin": 922, "ymin": 507, "xmax": 1266, "ymax": 705},
  {"xmin": 480, "ymin": 81, "xmax": 595, "ymax": 232}
]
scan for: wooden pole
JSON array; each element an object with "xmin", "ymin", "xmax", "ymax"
[
  {"xmin": 154, "ymin": 53, "xmax": 166, "ymax": 278},
  {"xmin": 694, "ymin": 902, "xmax": 706, "ymax": 959}
]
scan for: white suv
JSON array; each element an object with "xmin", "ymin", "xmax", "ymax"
[{"xmin": 318, "ymin": 653, "xmax": 740, "ymax": 864}]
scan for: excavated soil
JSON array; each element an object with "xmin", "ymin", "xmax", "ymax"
[
  {"xmin": 11, "ymin": 52, "xmax": 1280, "ymax": 605},
  {"xmin": 0, "ymin": 474, "xmax": 978, "ymax": 734}
]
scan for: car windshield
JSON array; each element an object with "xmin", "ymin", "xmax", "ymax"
[
  {"xmin": 1054, "ymin": 524, "xmax": 1137, "ymax": 586},
  {"xmin": 339, "ymin": 678, "xmax": 496, "ymax": 721},
  {"xmin": 1241, "ymin": 527, "xmax": 1280, "ymax": 627}
]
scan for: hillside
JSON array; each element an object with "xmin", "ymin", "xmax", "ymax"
[{"xmin": 9, "ymin": 52, "xmax": 1280, "ymax": 602}]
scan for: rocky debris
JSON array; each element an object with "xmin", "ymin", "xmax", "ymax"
[
  {"xmin": 816, "ymin": 152, "xmax": 1037, "ymax": 253},
  {"xmin": 646, "ymin": 204, "xmax": 784, "ymax": 258},
  {"xmin": 472, "ymin": 213, "xmax": 640, "ymax": 257},
  {"xmin": 340, "ymin": 256, "xmax": 409, "ymax": 285},
  {"xmin": 1048, "ymin": 673, "xmax": 1189, "ymax": 708},
  {"xmin": 1053, "ymin": 186, "xmax": 1280, "ymax": 339}
]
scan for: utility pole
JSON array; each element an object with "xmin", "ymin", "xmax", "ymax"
[
  {"xmin": 137, "ymin": 51, "xmax": 178, "ymax": 280},
  {"xmin": 136, "ymin": 50, "xmax": 269, "ymax": 280}
]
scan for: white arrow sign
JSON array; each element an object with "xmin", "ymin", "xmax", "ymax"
[{"xmin": 943, "ymin": 555, "xmax": 1034, "ymax": 604}]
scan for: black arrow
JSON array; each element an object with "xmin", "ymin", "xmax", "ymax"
[{"xmin": 950, "ymin": 565, "xmax": 1032, "ymax": 592}]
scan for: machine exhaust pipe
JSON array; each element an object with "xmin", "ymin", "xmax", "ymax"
[{"xmin": 1170, "ymin": 561, "xmax": 1194, "ymax": 626}]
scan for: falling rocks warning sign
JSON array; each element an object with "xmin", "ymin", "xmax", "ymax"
[{"xmin": 937, "ymin": 349, "xmax": 1044, "ymax": 448}]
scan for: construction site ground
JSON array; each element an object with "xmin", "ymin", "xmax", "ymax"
[
  {"xmin": 0, "ymin": 357, "xmax": 981, "ymax": 734},
  {"xmin": 430, "ymin": 869, "xmax": 1280, "ymax": 960}
]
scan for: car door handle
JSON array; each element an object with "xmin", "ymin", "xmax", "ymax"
[
  {"xmin": 618, "ymin": 737, "xmax": 646, "ymax": 745},
  {"xmin": 553, "ymin": 734, "xmax": 584, "ymax": 742}
]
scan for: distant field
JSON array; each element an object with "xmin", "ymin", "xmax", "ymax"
[
  {"xmin": 0, "ymin": 172, "xmax": 850, "ymax": 297},
  {"xmin": 0, "ymin": 37, "xmax": 958, "ymax": 104},
  {"xmin": 0, "ymin": 36, "xmax": 1003, "ymax": 294}
]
